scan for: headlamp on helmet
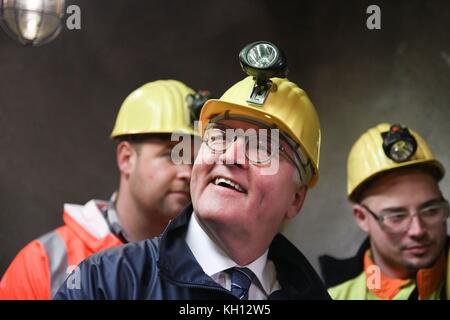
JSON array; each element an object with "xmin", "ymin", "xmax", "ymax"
[
  {"xmin": 381, "ymin": 124, "xmax": 418, "ymax": 162},
  {"xmin": 239, "ymin": 41, "xmax": 287, "ymax": 105},
  {"xmin": 187, "ymin": 90, "xmax": 211, "ymax": 123}
]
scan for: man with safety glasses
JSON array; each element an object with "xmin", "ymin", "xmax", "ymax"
[
  {"xmin": 54, "ymin": 41, "xmax": 330, "ymax": 300},
  {"xmin": 320, "ymin": 123, "xmax": 449, "ymax": 300}
]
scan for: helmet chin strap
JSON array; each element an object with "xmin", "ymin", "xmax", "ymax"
[{"xmin": 207, "ymin": 112, "xmax": 313, "ymax": 186}]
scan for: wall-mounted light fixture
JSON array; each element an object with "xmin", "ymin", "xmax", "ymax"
[{"xmin": 0, "ymin": 0, "xmax": 66, "ymax": 46}]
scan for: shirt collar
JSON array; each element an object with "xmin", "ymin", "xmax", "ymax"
[{"xmin": 185, "ymin": 212, "xmax": 274, "ymax": 295}]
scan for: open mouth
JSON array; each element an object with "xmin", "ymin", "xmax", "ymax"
[{"xmin": 212, "ymin": 176, "xmax": 247, "ymax": 193}]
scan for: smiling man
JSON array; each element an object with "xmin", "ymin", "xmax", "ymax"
[
  {"xmin": 320, "ymin": 123, "xmax": 449, "ymax": 300},
  {"xmin": 53, "ymin": 41, "xmax": 330, "ymax": 300}
]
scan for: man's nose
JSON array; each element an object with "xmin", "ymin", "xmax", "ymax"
[
  {"xmin": 218, "ymin": 136, "xmax": 248, "ymax": 167},
  {"xmin": 407, "ymin": 214, "xmax": 427, "ymax": 238},
  {"xmin": 177, "ymin": 163, "xmax": 192, "ymax": 182}
]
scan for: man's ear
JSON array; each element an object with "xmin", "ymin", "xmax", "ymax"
[
  {"xmin": 116, "ymin": 141, "xmax": 137, "ymax": 177},
  {"xmin": 353, "ymin": 203, "xmax": 369, "ymax": 233},
  {"xmin": 286, "ymin": 185, "xmax": 307, "ymax": 219}
]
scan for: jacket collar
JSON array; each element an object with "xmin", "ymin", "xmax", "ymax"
[
  {"xmin": 63, "ymin": 200, "xmax": 123, "ymax": 252},
  {"xmin": 157, "ymin": 204, "xmax": 223, "ymax": 289},
  {"xmin": 364, "ymin": 249, "xmax": 447, "ymax": 299},
  {"xmin": 319, "ymin": 237, "xmax": 370, "ymax": 288}
]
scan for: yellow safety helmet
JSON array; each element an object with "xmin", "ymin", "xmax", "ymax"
[
  {"xmin": 347, "ymin": 123, "xmax": 445, "ymax": 201},
  {"xmin": 200, "ymin": 41, "xmax": 321, "ymax": 187},
  {"xmin": 201, "ymin": 76, "xmax": 320, "ymax": 188},
  {"xmin": 111, "ymin": 80, "xmax": 197, "ymax": 138}
]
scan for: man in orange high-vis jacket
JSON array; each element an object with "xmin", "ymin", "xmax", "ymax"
[{"xmin": 0, "ymin": 80, "xmax": 208, "ymax": 299}]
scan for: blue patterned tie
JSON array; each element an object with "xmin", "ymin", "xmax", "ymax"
[{"xmin": 228, "ymin": 267, "xmax": 256, "ymax": 300}]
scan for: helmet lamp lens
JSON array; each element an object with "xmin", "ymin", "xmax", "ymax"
[
  {"xmin": 247, "ymin": 43, "xmax": 278, "ymax": 69},
  {"xmin": 390, "ymin": 140, "xmax": 414, "ymax": 162}
]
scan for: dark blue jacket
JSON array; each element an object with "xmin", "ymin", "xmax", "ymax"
[{"xmin": 54, "ymin": 205, "xmax": 331, "ymax": 300}]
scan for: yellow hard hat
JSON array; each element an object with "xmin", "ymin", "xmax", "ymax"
[
  {"xmin": 111, "ymin": 80, "xmax": 196, "ymax": 138},
  {"xmin": 347, "ymin": 123, "xmax": 445, "ymax": 201},
  {"xmin": 200, "ymin": 76, "xmax": 321, "ymax": 188}
]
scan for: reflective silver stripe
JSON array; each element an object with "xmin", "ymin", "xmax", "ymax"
[{"xmin": 38, "ymin": 231, "xmax": 68, "ymax": 298}]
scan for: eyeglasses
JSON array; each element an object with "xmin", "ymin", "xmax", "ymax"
[
  {"xmin": 361, "ymin": 200, "xmax": 449, "ymax": 234},
  {"xmin": 203, "ymin": 122, "xmax": 298, "ymax": 168}
]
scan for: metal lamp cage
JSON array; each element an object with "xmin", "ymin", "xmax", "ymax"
[{"xmin": 0, "ymin": 0, "xmax": 65, "ymax": 46}]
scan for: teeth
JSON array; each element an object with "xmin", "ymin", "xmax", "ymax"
[{"xmin": 214, "ymin": 177, "xmax": 245, "ymax": 193}]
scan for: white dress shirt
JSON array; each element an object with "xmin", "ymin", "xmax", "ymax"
[{"xmin": 185, "ymin": 212, "xmax": 281, "ymax": 300}]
